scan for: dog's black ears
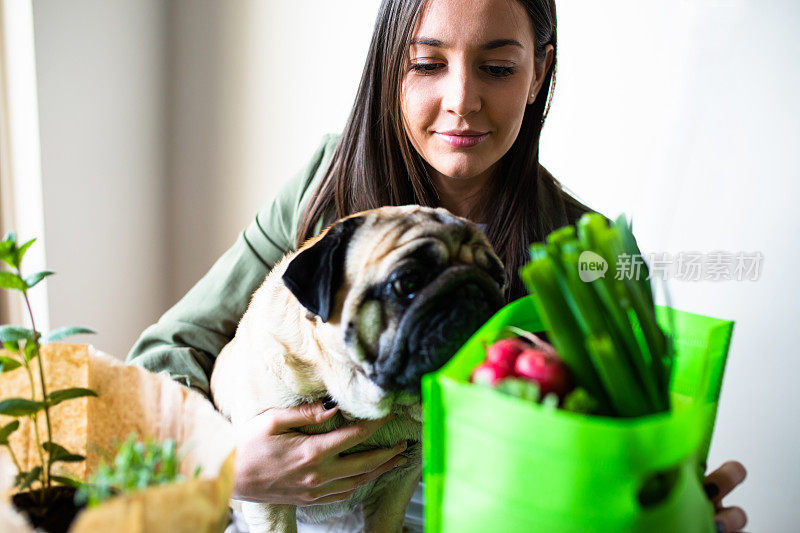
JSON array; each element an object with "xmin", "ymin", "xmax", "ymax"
[{"xmin": 282, "ymin": 215, "xmax": 365, "ymax": 322}]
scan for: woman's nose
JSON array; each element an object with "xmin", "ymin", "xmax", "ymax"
[{"xmin": 441, "ymin": 65, "xmax": 481, "ymax": 119}]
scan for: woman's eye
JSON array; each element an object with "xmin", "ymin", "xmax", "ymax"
[
  {"xmin": 483, "ymin": 65, "xmax": 516, "ymax": 78},
  {"xmin": 409, "ymin": 62, "xmax": 443, "ymax": 74}
]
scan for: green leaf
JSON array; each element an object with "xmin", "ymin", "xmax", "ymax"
[
  {"xmin": 56, "ymin": 453, "xmax": 86, "ymax": 463},
  {"xmin": 0, "ymin": 247, "xmax": 13, "ymax": 269},
  {"xmin": 0, "ymin": 355, "xmax": 22, "ymax": 373},
  {"xmin": 48, "ymin": 387, "xmax": 98, "ymax": 407},
  {"xmin": 562, "ymin": 387, "xmax": 599, "ymax": 415},
  {"xmin": 494, "ymin": 378, "xmax": 541, "ymax": 403},
  {"xmin": 2, "ymin": 340, "xmax": 19, "ymax": 353},
  {"xmin": 0, "ymin": 272, "xmax": 27, "ymax": 291},
  {"xmin": 0, "ymin": 326, "xmax": 33, "ymax": 343},
  {"xmin": 0, "ymin": 232, "xmax": 16, "ymax": 266},
  {"xmin": 50, "ymin": 475, "xmax": 82, "ymax": 488},
  {"xmin": 25, "ymin": 270, "xmax": 54, "ymax": 289},
  {"xmin": 541, "ymin": 392, "xmax": 560, "ymax": 410},
  {"xmin": 0, "ymin": 398, "xmax": 47, "ymax": 416},
  {"xmin": 0, "ymin": 239, "xmax": 12, "ymax": 257},
  {"xmin": 15, "ymin": 238, "xmax": 36, "ymax": 266},
  {"xmin": 17, "ymin": 466, "xmax": 42, "ymax": 490},
  {"xmin": 0, "ymin": 420, "xmax": 20, "ymax": 445},
  {"xmin": 77, "ymin": 435, "xmax": 189, "ymax": 507},
  {"xmin": 43, "ymin": 441, "xmax": 85, "ymax": 463},
  {"xmin": 23, "ymin": 338, "xmax": 38, "ymax": 362},
  {"xmin": 44, "ymin": 326, "xmax": 96, "ymax": 343}
]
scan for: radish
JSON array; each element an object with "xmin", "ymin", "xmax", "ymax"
[
  {"xmin": 485, "ymin": 338, "xmax": 527, "ymax": 371},
  {"xmin": 514, "ymin": 348, "xmax": 571, "ymax": 398},
  {"xmin": 471, "ymin": 362, "xmax": 512, "ymax": 386}
]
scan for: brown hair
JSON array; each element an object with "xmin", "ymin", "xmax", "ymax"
[{"xmin": 297, "ymin": 0, "xmax": 593, "ymax": 303}]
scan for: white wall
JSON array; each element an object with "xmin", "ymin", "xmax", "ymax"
[
  {"xmin": 546, "ymin": 2, "xmax": 800, "ymax": 530},
  {"xmin": 31, "ymin": 0, "xmax": 381, "ymax": 353},
  {"xmin": 167, "ymin": 0, "xmax": 380, "ymax": 299},
  {"xmin": 32, "ymin": 0, "xmax": 168, "ymax": 358}
]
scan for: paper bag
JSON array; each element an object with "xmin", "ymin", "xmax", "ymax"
[{"xmin": 0, "ymin": 343, "xmax": 236, "ymax": 533}]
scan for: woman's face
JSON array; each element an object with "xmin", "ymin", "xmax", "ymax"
[{"xmin": 401, "ymin": 0, "xmax": 551, "ymax": 185}]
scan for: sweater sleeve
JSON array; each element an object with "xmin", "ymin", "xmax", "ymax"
[{"xmin": 126, "ymin": 134, "xmax": 339, "ymax": 398}]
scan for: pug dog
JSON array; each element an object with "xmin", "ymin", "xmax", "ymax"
[{"xmin": 210, "ymin": 205, "xmax": 506, "ymax": 533}]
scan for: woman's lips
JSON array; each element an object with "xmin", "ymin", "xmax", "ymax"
[{"xmin": 435, "ymin": 132, "xmax": 489, "ymax": 148}]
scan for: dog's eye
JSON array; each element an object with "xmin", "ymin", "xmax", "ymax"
[{"xmin": 392, "ymin": 272, "xmax": 424, "ymax": 299}]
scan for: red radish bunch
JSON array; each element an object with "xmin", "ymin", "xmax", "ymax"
[
  {"xmin": 471, "ymin": 331, "xmax": 573, "ymax": 401},
  {"xmin": 471, "ymin": 362, "xmax": 513, "ymax": 386},
  {"xmin": 513, "ymin": 348, "xmax": 571, "ymax": 397},
  {"xmin": 486, "ymin": 338, "xmax": 527, "ymax": 371}
]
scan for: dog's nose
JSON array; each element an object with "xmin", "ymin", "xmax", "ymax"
[{"xmin": 371, "ymin": 268, "xmax": 504, "ymax": 394}]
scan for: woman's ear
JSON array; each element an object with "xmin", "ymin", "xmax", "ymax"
[
  {"xmin": 529, "ymin": 44, "xmax": 555, "ymax": 104},
  {"xmin": 282, "ymin": 215, "xmax": 365, "ymax": 322}
]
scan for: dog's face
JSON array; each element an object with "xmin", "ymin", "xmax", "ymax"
[{"xmin": 282, "ymin": 205, "xmax": 506, "ymax": 418}]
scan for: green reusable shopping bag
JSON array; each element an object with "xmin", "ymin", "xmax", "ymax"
[{"xmin": 422, "ymin": 295, "xmax": 733, "ymax": 533}]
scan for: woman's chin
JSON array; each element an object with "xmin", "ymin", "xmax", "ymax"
[{"xmin": 430, "ymin": 159, "xmax": 494, "ymax": 182}]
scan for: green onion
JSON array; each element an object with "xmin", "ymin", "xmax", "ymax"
[
  {"xmin": 521, "ymin": 213, "xmax": 674, "ymax": 418},
  {"xmin": 521, "ymin": 246, "xmax": 613, "ymax": 414}
]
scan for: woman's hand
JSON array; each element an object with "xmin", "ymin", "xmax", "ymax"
[
  {"xmin": 232, "ymin": 401, "xmax": 408, "ymax": 506},
  {"xmin": 704, "ymin": 461, "xmax": 748, "ymax": 532}
]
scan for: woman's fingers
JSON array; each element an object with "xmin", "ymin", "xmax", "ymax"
[
  {"xmin": 324, "ymin": 440, "xmax": 408, "ymax": 482},
  {"xmin": 705, "ymin": 461, "xmax": 748, "ymax": 532},
  {"xmin": 308, "ymin": 415, "xmax": 395, "ymax": 457},
  {"xmin": 713, "ymin": 506, "xmax": 748, "ymax": 533},
  {"xmin": 704, "ymin": 461, "xmax": 747, "ymax": 505},
  {"xmin": 303, "ymin": 488, "xmax": 358, "ymax": 506},
  {"xmin": 259, "ymin": 402, "xmax": 339, "ymax": 433},
  {"xmin": 308, "ymin": 452, "xmax": 409, "ymax": 504}
]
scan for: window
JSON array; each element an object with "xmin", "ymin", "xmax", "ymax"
[{"xmin": 0, "ymin": 0, "xmax": 49, "ymax": 329}]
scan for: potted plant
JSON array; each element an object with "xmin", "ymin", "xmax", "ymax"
[
  {"xmin": 0, "ymin": 231, "xmax": 96, "ymax": 532},
  {"xmin": 0, "ymin": 232, "xmax": 236, "ymax": 533}
]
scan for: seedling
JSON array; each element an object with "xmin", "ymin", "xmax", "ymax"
[
  {"xmin": 75, "ymin": 435, "xmax": 201, "ymax": 507},
  {"xmin": 0, "ymin": 231, "xmax": 97, "ymax": 502}
]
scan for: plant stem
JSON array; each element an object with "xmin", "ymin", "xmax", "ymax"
[
  {"xmin": 4, "ymin": 443, "xmax": 21, "ymax": 472},
  {"xmin": 18, "ymin": 276, "xmax": 53, "ymax": 490},
  {"xmin": 21, "ymin": 363, "xmax": 48, "ymax": 490}
]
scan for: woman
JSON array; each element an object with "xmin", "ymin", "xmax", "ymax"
[{"xmin": 128, "ymin": 0, "xmax": 747, "ymax": 530}]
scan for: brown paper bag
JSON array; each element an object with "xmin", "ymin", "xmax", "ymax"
[{"xmin": 0, "ymin": 343, "xmax": 235, "ymax": 533}]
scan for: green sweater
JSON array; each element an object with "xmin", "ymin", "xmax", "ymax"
[{"xmin": 126, "ymin": 134, "xmax": 339, "ymax": 397}]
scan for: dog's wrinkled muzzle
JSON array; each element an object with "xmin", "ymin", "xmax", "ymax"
[{"xmin": 370, "ymin": 265, "xmax": 504, "ymax": 394}]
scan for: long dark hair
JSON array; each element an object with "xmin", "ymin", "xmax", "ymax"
[{"xmin": 297, "ymin": 0, "xmax": 592, "ymax": 303}]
